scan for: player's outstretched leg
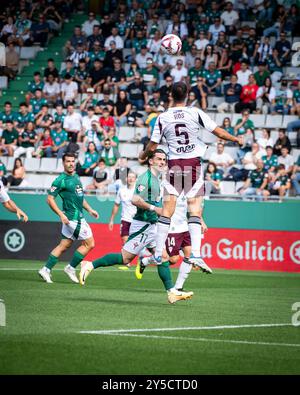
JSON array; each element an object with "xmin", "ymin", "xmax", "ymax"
[
  {"xmin": 80, "ymin": 253, "xmax": 123, "ymax": 285},
  {"xmin": 175, "ymin": 258, "xmax": 193, "ymax": 290}
]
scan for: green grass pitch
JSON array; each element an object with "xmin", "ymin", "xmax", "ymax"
[{"xmin": 0, "ymin": 259, "xmax": 300, "ymax": 375}]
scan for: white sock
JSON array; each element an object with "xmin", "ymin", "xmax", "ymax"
[
  {"xmin": 141, "ymin": 256, "xmax": 153, "ymax": 266},
  {"xmin": 175, "ymin": 260, "xmax": 192, "ymax": 290},
  {"xmin": 43, "ymin": 266, "xmax": 50, "ymax": 273},
  {"xmin": 188, "ymin": 216, "xmax": 202, "ymax": 257},
  {"xmin": 154, "ymin": 216, "xmax": 171, "ymax": 259}
]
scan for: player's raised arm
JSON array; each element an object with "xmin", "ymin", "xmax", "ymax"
[
  {"xmin": 212, "ymin": 126, "xmax": 243, "ymax": 145},
  {"xmin": 139, "ymin": 115, "xmax": 162, "ymax": 163},
  {"xmin": 83, "ymin": 199, "xmax": 99, "ymax": 219},
  {"xmin": 139, "ymin": 141, "xmax": 158, "ymax": 163}
]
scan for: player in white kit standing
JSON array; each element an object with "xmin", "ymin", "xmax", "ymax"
[{"xmin": 139, "ymin": 81, "xmax": 243, "ymax": 269}]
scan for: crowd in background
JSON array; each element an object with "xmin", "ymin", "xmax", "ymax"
[{"xmin": 0, "ymin": 0, "xmax": 300, "ymax": 199}]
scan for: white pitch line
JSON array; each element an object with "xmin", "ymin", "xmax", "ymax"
[
  {"xmin": 79, "ymin": 322, "xmax": 293, "ymax": 335},
  {"xmin": 106, "ymin": 333, "xmax": 300, "ymax": 349}
]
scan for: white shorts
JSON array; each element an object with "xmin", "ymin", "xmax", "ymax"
[
  {"xmin": 62, "ymin": 218, "xmax": 93, "ymax": 241},
  {"xmin": 123, "ymin": 220, "xmax": 156, "ymax": 255}
]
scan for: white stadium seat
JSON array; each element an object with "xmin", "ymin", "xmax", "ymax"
[
  {"xmin": 0, "ymin": 76, "xmax": 8, "ymax": 89},
  {"xmin": 282, "ymin": 115, "xmax": 299, "ymax": 129},
  {"xmin": 235, "ymin": 181, "xmax": 244, "ymax": 193},
  {"xmin": 19, "ymin": 46, "xmax": 37, "ymax": 59},
  {"xmin": 220, "ymin": 181, "xmax": 235, "ymax": 195},
  {"xmin": 266, "ymin": 115, "xmax": 283, "ymax": 129},
  {"xmin": 0, "ymin": 157, "xmax": 8, "ymax": 167},
  {"xmin": 119, "ymin": 143, "xmax": 143, "ymax": 158},
  {"xmin": 204, "ymin": 145, "xmax": 216, "ymax": 160},
  {"xmin": 43, "ymin": 175, "xmax": 57, "ymax": 189},
  {"xmin": 39, "ymin": 158, "xmax": 57, "ymax": 173},
  {"xmin": 249, "ymin": 114, "xmax": 267, "ymax": 128},
  {"xmin": 231, "ymin": 113, "xmax": 241, "ymax": 126},
  {"xmin": 26, "ymin": 174, "xmax": 45, "ymax": 188},
  {"xmin": 135, "ymin": 127, "xmax": 148, "ymax": 139},
  {"xmin": 24, "ymin": 158, "xmax": 41, "ymax": 172},
  {"xmin": 80, "ymin": 177, "xmax": 93, "ymax": 189},
  {"xmin": 291, "ymin": 148, "xmax": 300, "ymax": 162},
  {"xmin": 54, "ymin": 159, "xmax": 64, "ymax": 173},
  {"xmin": 118, "ymin": 126, "xmax": 135, "ymax": 141},
  {"xmin": 6, "ymin": 157, "xmax": 15, "ymax": 171}
]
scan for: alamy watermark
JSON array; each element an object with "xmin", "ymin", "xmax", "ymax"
[
  {"xmin": 292, "ymin": 302, "xmax": 300, "ymax": 327},
  {"xmin": 0, "ymin": 299, "xmax": 5, "ymax": 327}
]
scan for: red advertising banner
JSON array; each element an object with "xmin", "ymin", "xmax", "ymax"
[{"xmin": 88, "ymin": 224, "xmax": 300, "ymax": 273}]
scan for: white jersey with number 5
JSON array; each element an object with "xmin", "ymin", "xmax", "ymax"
[{"xmin": 151, "ymin": 106, "xmax": 217, "ymax": 159}]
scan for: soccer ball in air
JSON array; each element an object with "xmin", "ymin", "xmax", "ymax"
[{"xmin": 160, "ymin": 34, "xmax": 182, "ymax": 55}]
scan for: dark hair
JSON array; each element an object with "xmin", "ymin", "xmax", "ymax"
[
  {"xmin": 266, "ymin": 145, "xmax": 273, "ymax": 150},
  {"xmin": 171, "ymin": 82, "xmax": 188, "ymax": 103},
  {"xmin": 13, "ymin": 158, "xmax": 23, "ymax": 173},
  {"xmin": 19, "ymin": 102, "xmax": 27, "ymax": 107},
  {"xmin": 34, "ymin": 71, "xmax": 41, "ymax": 76},
  {"xmin": 4, "ymin": 101, "xmax": 12, "ymax": 106},
  {"xmin": 98, "ymin": 158, "xmax": 106, "ymax": 164},
  {"xmin": 104, "ymin": 138, "xmax": 111, "ymax": 143},
  {"xmin": 47, "ymin": 58, "xmax": 54, "ymax": 62},
  {"xmin": 62, "ymin": 152, "xmax": 76, "ymax": 162},
  {"xmin": 147, "ymin": 148, "xmax": 167, "ymax": 166},
  {"xmin": 207, "ymin": 162, "xmax": 217, "ymax": 174}
]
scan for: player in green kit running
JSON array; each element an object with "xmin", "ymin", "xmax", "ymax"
[
  {"xmin": 38, "ymin": 152, "xmax": 99, "ymax": 284},
  {"xmin": 79, "ymin": 149, "xmax": 193, "ymax": 304}
]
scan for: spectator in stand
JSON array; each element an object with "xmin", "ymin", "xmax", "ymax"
[
  {"xmin": 256, "ymin": 36, "xmax": 273, "ymax": 63},
  {"xmin": 291, "ymin": 155, "xmax": 300, "ymax": 196},
  {"xmin": 220, "ymin": 1, "xmax": 239, "ymax": 35},
  {"xmin": 136, "ymin": 45, "xmax": 153, "ymax": 70},
  {"xmin": 88, "ymin": 59, "xmax": 107, "ymax": 93},
  {"xmin": 221, "ymin": 117, "xmax": 235, "ymax": 137},
  {"xmin": 86, "ymin": 158, "xmax": 110, "ymax": 192},
  {"xmin": 117, "ymin": 13, "xmax": 131, "ymax": 47},
  {"xmin": 104, "ymin": 27, "xmax": 124, "ymax": 50},
  {"xmin": 256, "ymin": 76, "xmax": 276, "ymax": 114},
  {"xmin": 29, "ymin": 14, "xmax": 49, "ymax": 47},
  {"xmin": 140, "ymin": 58, "xmax": 158, "ymax": 94},
  {"xmin": 275, "ymin": 31, "xmax": 291, "ymax": 65},
  {"xmin": 74, "ymin": 59, "xmax": 89, "ymax": 93},
  {"xmin": 186, "ymin": 91, "xmax": 201, "ymax": 108},
  {"xmin": 242, "ymin": 142, "xmax": 263, "ymax": 172},
  {"xmin": 82, "ymin": 12, "xmax": 101, "ymax": 37},
  {"xmin": 26, "ymin": 71, "xmax": 44, "ymax": 104},
  {"xmin": 236, "ymin": 60, "xmax": 252, "ymax": 87},
  {"xmin": 0, "ymin": 16, "xmax": 15, "ymax": 45},
  {"xmin": 81, "ymin": 106, "xmax": 99, "ymax": 135},
  {"xmin": 29, "ymin": 88, "xmax": 47, "ymax": 117},
  {"xmin": 205, "ymin": 162, "xmax": 222, "ymax": 195},
  {"xmin": 254, "ymin": 61, "xmax": 270, "ymax": 87},
  {"xmin": 0, "ymin": 102, "xmax": 16, "ymax": 125},
  {"xmin": 43, "ymin": 74, "xmax": 61, "ymax": 106},
  {"xmin": 195, "ymin": 30, "xmax": 209, "ymax": 52},
  {"xmin": 51, "ymin": 121, "xmax": 68, "ymax": 158},
  {"xmin": 99, "ymin": 107, "xmax": 115, "ymax": 134},
  {"xmin": 15, "ymin": 102, "xmax": 35, "ymax": 125},
  {"xmin": 165, "ymin": 13, "xmax": 188, "ymax": 40},
  {"xmin": 131, "ymin": 30, "xmax": 148, "ymax": 59},
  {"xmin": 43, "ymin": 4, "xmax": 63, "ymax": 34},
  {"xmin": 217, "ymin": 74, "xmax": 242, "ymax": 112},
  {"xmin": 235, "ymin": 74, "xmax": 259, "ymax": 113},
  {"xmin": 266, "ymin": 48, "xmax": 283, "ymax": 86},
  {"xmin": 170, "ymin": 59, "xmax": 188, "ymax": 83},
  {"xmin": 60, "ymin": 59, "xmax": 75, "ymax": 80},
  {"xmin": 44, "ymin": 58, "xmax": 59, "ymax": 81},
  {"xmin": 202, "ymin": 61, "xmax": 222, "ymax": 96},
  {"xmin": 100, "ymin": 14, "xmax": 116, "ymax": 40},
  {"xmin": 76, "ymin": 142, "xmax": 99, "ymax": 177},
  {"xmin": 209, "ymin": 142, "xmax": 235, "ymax": 176},
  {"xmin": 277, "ymin": 146, "xmax": 294, "ymax": 174},
  {"xmin": 69, "ymin": 43, "xmax": 89, "ymax": 68},
  {"xmin": 201, "ymin": 44, "xmax": 219, "ymax": 70},
  {"xmin": 217, "ymin": 45, "xmax": 233, "ymax": 79},
  {"xmin": 100, "ymin": 138, "xmax": 120, "ymax": 167},
  {"xmin": 239, "ymin": 159, "xmax": 269, "ymax": 201},
  {"xmin": 147, "ymin": 30, "xmax": 162, "ymax": 56},
  {"xmin": 234, "ymin": 110, "xmax": 254, "ymax": 136},
  {"xmin": 63, "ymin": 103, "xmax": 82, "ymax": 143},
  {"xmin": 64, "ymin": 26, "xmax": 87, "ymax": 58},
  {"xmin": 14, "ymin": 121, "xmax": 37, "ymax": 158},
  {"xmin": 97, "ymin": 90, "xmax": 114, "ymax": 115},
  {"xmin": 185, "ymin": 45, "xmax": 199, "ymax": 69},
  {"xmin": 188, "ymin": 57, "xmax": 203, "ymax": 87},
  {"xmin": 60, "ymin": 74, "xmax": 78, "ymax": 106},
  {"xmin": 0, "ymin": 120, "xmax": 18, "ymax": 156},
  {"xmin": 35, "ymin": 105, "xmax": 53, "ymax": 134},
  {"xmin": 53, "ymin": 104, "xmax": 66, "ymax": 124},
  {"xmin": 6, "ymin": 158, "xmax": 26, "ymax": 188},
  {"xmin": 159, "ymin": 76, "xmax": 173, "ymax": 106},
  {"xmin": 208, "ymin": 17, "xmax": 226, "ymax": 45},
  {"xmin": 14, "ymin": 11, "xmax": 31, "ymax": 46},
  {"xmin": 114, "ymin": 90, "xmax": 132, "ymax": 127},
  {"xmin": 265, "ymin": 164, "xmax": 291, "ymax": 201},
  {"xmin": 104, "ymin": 40, "xmax": 123, "ymax": 70},
  {"xmin": 257, "ymin": 129, "xmax": 274, "ymax": 154},
  {"xmin": 106, "ymin": 57, "xmax": 126, "ymax": 94},
  {"xmin": 271, "ymin": 80, "xmax": 293, "ymax": 115},
  {"xmin": 83, "ymin": 121, "xmax": 103, "ymax": 152},
  {"xmin": 33, "ymin": 127, "xmax": 54, "ymax": 158},
  {"xmin": 4, "ymin": 42, "xmax": 19, "ymax": 79},
  {"xmin": 291, "ymin": 80, "xmax": 300, "ymax": 116},
  {"xmin": 87, "ymin": 27, "xmax": 104, "ymax": 52},
  {"xmin": 262, "ymin": 145, "xmax": 278, "ymax": 174},
  {"xmin": 191, "ymin": 77, "xmax": 208, "ymax": 110},
  {"xmin": 127, "ymin": 74, "xmax": 148, "ymax": 111},
  {"xmin": 273, "ymin": 129, "xmax": 292, "ymax": 156}
]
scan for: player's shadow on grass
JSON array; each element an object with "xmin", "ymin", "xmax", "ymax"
[{"xmin": 66, "ymin": 296, "xmax": 177, "ymax": 308}]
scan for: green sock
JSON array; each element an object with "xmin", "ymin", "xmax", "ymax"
[
  {"xmin": 70, "ymin": 251, "xmax": 85, "ymax": 268},
  {"xmin": 45, "ymin": 254, "xmax": 59, "ymax": 270},
  {"xmin": 157, "ymin": 261, "xmax": 173, "ymax": 291},
  {"xmin": 93, "ymin": 253, "xmax": 123, "ymax": 269}
]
